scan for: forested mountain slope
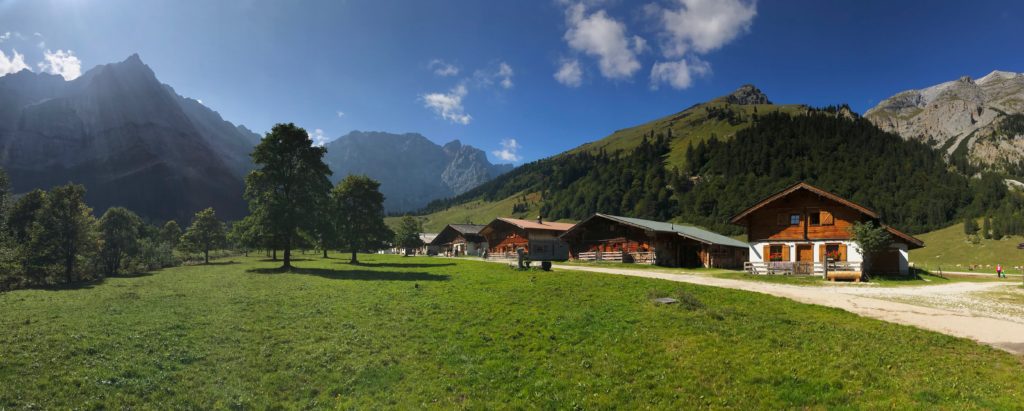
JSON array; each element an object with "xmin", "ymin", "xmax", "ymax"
[
  {"xmin": 568, "ymin": 84, "xmax": 809, "ymax": 168},
  {"xmin": 419, "ymin": 109, "xmax": 1009, "ymax": 237}
]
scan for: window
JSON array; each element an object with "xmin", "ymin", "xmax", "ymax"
[
  {"xmin": 825, "ymin": 244, "xmax": 844, "ymax": 261},
  {"xmin": 809, "ymin": 210, "xmax": 821, "ymax": 226},
  {"xmin": 769, "ymin": 245, "xmax": 785, "ymax": 262},
  {"xmin": 789, "ymin": 214, "xmax": 800, "ymax": 226}
]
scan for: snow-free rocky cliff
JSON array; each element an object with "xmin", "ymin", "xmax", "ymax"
[{"xmin": 865, "ymin": 70, "xmax": 1024, "ymax": 171}]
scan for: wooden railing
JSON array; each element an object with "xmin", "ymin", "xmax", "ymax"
[
  {"xmin": 744, "ymin": 261, "xmax": 862, "ymax": 276},
  {"xmin": 576, "ymin": 251, "xmax": 655, "ymax": 265}
]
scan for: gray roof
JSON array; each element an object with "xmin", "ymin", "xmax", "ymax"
[
  {"xmin": 588, "ymin": 214, "xmax": 749, "ymax": 249},
  {"xmin": 449, "ymin": 224, "xmax": 486, "ymax": 235}
]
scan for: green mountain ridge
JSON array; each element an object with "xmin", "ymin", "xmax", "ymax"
[{"xmin": 411, "ymin": 84, "xmax": 1019, "ymax": 253}]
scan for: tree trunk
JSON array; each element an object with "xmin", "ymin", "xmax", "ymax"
[
  {"xmin": 283, "ymin": 236, "xmax": 292, "ymax": 270},
  {"xmin": 323, "ymin": 248, "xmax": 328, "ymax": 258},
  {"xmin": 350, "ymin": 249, "xmax": 358, "ymax": 264},
  {"xmin": 204, "ymin": 246, "xmax": 210, "ymax": 264},
  {"xmin": 273, "ymin": 249, "xmax": 277, "ymax": 261}
]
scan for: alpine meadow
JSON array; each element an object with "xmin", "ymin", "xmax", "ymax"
[{"xmin": 2, "ymin": 1, "xmax": 1024, "ymax": 409}]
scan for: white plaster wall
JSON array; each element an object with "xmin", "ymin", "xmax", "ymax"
[{"xmin": 749, "ymin": 241, "xmax": 864, "ymax": 263}]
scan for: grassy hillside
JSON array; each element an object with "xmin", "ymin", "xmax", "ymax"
[
  {"xmin": 569, "ymin": 99, "xmax": 808, "ymax": 169},
  {"xmin": 387, "ymin": 191, "xmax": 547, "ymax": 232},
  {"xmin": 1, "ymin": 255, "xmax": 1022, "ymax": 408},
  {"xmin": 911, "ymin": 221, "xmax": 1024, "ymax": 273}
]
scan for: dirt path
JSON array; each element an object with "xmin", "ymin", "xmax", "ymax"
[{"xmin": 552, "ymin": 264, "xmax": 1024, "ymax": 355}]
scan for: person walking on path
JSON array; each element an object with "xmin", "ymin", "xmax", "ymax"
[{"xmin": 996, "ymin": 264, "xmax": 1004, "ymax": 278}]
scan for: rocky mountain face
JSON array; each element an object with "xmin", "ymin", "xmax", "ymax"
[
  {"xmin": 865, "ymin": 71, "xmax": 1024, "ymax": 171},
  {"xmin": 323, "ymin": 131, "xmax": 511, "ymax": 212},
  {"xmin": 0, "ymin": 54, "xmax": 260, "ymax": 222},
  {"xmin": 724, "ymin": 84, "xmax": 772, "ymax": 105}
]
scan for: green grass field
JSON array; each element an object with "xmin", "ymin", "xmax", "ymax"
[
  {"xmin": 2, "ymin": 254, "xmax": 1023, "ymax": 408},
  {"xmin": 911, "ymin": 222, "xmax": 1024, "ymax": 274}
]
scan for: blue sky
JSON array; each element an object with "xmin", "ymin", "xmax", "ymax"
[{"xmin": 1, "ymin": 0, "xmax": 1022, "ymax": 164}]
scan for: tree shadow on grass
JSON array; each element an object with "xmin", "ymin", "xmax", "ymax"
[
  {"xmin": 256, "ymin": 258, "xmax": 313, "ymax": 263},
  {"xmin": 342, "ymin": 261, "xmax": 456, "ymax": 269},
  {"xmin": 247, "ymin": 267, "xmax": 450, "ymax": 281}
]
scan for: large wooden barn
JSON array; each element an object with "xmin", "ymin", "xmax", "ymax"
[
  {"xmin": 560, "ymin": 213, "xmax": 749, "ymax": 268},
  {"xmin": 480, "ymin": 217, "xmax": 574, "ymax": 257},
  {"xmin": 429, "ymin": 224, "xmax": 487, "ymax": 257},
  {"xmin": 731, "ymin": 182, "xmax": 924, "ymax": 276}
]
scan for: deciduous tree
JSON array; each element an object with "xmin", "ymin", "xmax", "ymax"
[
  {"xmin": 97, "ymin": 207, "xmax": 143, "ymax": 275},
  {"xmin": 333, "ymin": 175, "xmax": 392, "ymax": 263},
  {"xmin": 179, "ymin": 208, "xmax": 226, "ymax": 264},
  {"xmin": 27, "ymin": 184, "xmax": 98, "ymax": 284},
  {"xmin": 394, "ymin": 215, "xmax": 424, "ymax": 257},
  {"xmin": 244, "ymin": 123, "xmax": 332, "ymax": 269},
  {"xmin": 159, "ymin": 220, "xmax": 182, "ymax": 248}
]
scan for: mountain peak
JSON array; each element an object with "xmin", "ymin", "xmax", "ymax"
[
  {"xmin": 978, "ymin": 70, "xmax": 1023, "ymax": 84},
  {"xmin": 724, "ymin": 84, "xmax": 772, "ymax": 105},
  {"xmin": 124, "ymin": 53, "xmax": 144, "ymax": 65}
]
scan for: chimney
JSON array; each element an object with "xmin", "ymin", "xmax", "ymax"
[{"xmin": 537, "ymin": 216, "xmax": 543, "ymax": 224}]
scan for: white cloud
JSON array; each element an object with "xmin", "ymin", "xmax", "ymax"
[
  {"xmin": 37, "ymin": 49, "xmax": 81, "ymax": 80},
  {"xmin": 0, "ymin": 49, "xmax": 30, "ymax": 76},
  {"xmin": 491, "ymin": 138, "xmax": 522, "ymax": 162},
  {"xmin": 563, "ymin": 3, "xmax": 645, "ymax": 80},
  {"xmin": 308, "ymin": 128, "xmax": 330, "ymax": 147},
  {"xmin": 0, "ymin": 32, "xmax": 12, "ymax": 42},
  {"xmin": 336, "ymin": 111, "xmax": 345, "ymax": 118},
  {"xmin": 648, "ymin": 0, "xmax": 756, "ymax": 90},
  {"xmin": 554, "ymin": 59, "xmax": 583, "ymax": 87},
  {"xmin": 497, "ymin": 62, "xmax": 514, "ymax": 89},
  {"xmin": 422, "ymin": 84, "xmax": 471, "ymax": 125},
  {"xmin": 429, "ymin": 59, "xmax": 460, "ymax": 77},
  {"xmin": 650, "ymin": 58, "xmax": 710, "ymax": 90},
  {"xmin": 656, "ymin": 0, "xmax": 757, "ymax": 58}
]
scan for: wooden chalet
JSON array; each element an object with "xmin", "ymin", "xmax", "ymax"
[
  {"xmin": 480, "ymin": 217, "xmax": 574, "ymax": 258},
  {"xmin": 429, "ymin": 224, "xmax": 487, "ymax": 257},
  {"xmin": 560, "ymin": 213, "xmax": 749, "ymax": 268},
  {"xmin": 731, "ymin": 182, "xmax": 924, "ymax": 277}
]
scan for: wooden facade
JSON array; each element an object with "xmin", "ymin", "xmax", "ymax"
[
  {"xmin": 430, "ymin": 224, "xmax": 487, "ymax": 257},
  {"xmin": 732, "ymin": 182, "xmax": 924, "ymax": 276},
  {"xmin": 480, "ymin": 218, "xmax": 573, "ymax": 257},
  {"xmin": 560, "ymin": 214, "xmax": 748, "ymax": 268}
]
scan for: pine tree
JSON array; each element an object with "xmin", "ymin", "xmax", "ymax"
[{"xmin": 963, "ymin": 217, "xmax": 979, "ymax": 236}]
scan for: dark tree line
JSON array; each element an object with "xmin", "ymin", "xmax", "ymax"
[
  {"xmin": 0, "ymin": 122, "xmax": 399, "ymax": 289},
  {"xmin": 0, "ymin": 176, "xmax": 233, "ymax": 291}
]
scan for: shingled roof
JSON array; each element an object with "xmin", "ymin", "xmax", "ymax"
[
  {"xmin": 430, "ymin": 224, "xmax": 486, "ymax": 245},
  {"xmin": 496, "ymin": 217, "xmax": 575, "ymax": 232},
  {"xmin": 563, "ymin": 213, "xmax": 749, "ymax": 249}
]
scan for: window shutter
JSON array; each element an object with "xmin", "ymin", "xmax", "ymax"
[
  {"xmin": 819, "ymin": 244, "xmax": 827, "ymax": 262},
  {"xmin": 781, "ymin": 245, "xmax": 790, "ymax": 261},
  {"xmin": 821, "ymin": 211, "xmax": 834, "ymax": 225},
  {"xmin": 838, "ymin": 244, "xmax": 847, "ymax": 262},
  {"xmin": 763, "ymin": 245, "xmax": 771, "ymax": 261}
]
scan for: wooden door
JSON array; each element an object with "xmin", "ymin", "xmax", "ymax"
[
  {"xmin": 797, "ymin": 244, "xmax": 813, "ymax": 262},
  {"xmin": 796, "ymin": 244, "xmax": 814, "ymax": 274}
]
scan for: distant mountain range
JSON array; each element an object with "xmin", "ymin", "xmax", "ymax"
[
  {"xmin": 0, "ymin": 54, "xmax": 259, "ymax": 222},
  {"xmin": 865, "ymin": 70, "xmax": 1024, "ymax": 173},
  {"xmin": 0, "ymin": 54, "xmax": 511, "ymax": 221},
  {"xmin": 323, "ymin": 131, "xmax": 511, "ymax": 212}
]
